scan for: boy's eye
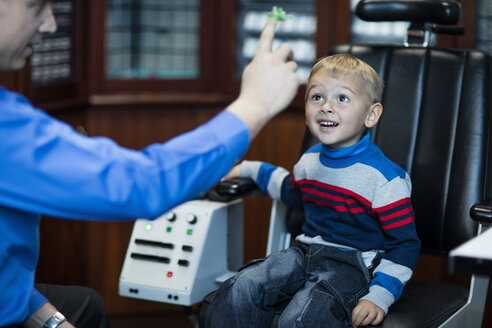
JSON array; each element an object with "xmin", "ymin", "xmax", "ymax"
[
  {"xmin": 311, "ymin": 94, "xmax": 322, "ymax": 102},
  {"xmin": 338, "ymin": 95, "xmax": 349, "ymax": 103}
]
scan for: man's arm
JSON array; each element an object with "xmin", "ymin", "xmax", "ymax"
[
  {"xmin": 24, "ymin": 303, "xmax": 74, "ymax": 328},
  {"xmin": 0, "ymin": 19, "xmax": 300, "ymax": 222}
]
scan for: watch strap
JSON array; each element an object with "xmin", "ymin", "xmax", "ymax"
[{"xmin": 43, "ymin": 311, "xmax": 66, "ymax": 328}]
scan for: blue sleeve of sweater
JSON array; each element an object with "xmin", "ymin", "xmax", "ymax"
[
  {"xmin": 240, "ymin": 161, "xmax": 302, "ymax": 208},
  {"xmin": 361, "ymin": 175, "xmax": 420, "ymax": 314}
]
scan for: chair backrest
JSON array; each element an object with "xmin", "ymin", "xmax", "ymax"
[{"xmin": 295, "ymin": 44, "xmax": 492, "ymax": 254}]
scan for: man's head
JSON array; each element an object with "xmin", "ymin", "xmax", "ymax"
[
  {"xmin": 0, "ymin": 0, "xmax": 57, "ymax": 72},
  {"xmin": 305, "ymin": 54, "xmax": 384, "ymax": 149}
]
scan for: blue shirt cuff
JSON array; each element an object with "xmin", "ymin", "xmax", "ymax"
[
  {"xmin": 206, "ymin": 110, "xmax": 250, "ymax": 162},
  {"xmin": 28, "ymin": 288, "xmax": 48, "ymax": 316}
]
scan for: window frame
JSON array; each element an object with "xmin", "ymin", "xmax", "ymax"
[{"xmin": 88, "ymin": 0, "xmax": 223, "ymax": 94}]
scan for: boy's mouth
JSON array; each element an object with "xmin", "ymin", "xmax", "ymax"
[{"xmin": 320, "ymin": 121, "xmax": 339, "ymax": 127}]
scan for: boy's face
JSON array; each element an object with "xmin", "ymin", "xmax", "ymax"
[
  {"xmin": 305, "ymin": 69, "xmax": 381, "ymax": 149},
  {"xmin": 0, "ymin": 0, "xmax": 57, "ymax": 72}
]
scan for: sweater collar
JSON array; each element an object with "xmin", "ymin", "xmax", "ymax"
[{"xmin": 321, "ymin": 131, "xmax": 371, "ymax": 160}]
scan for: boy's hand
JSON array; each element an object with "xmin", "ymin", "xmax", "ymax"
[
  {"xmin": 222, "ymin": 164, "xmax": 241, "ymax": 181},
  {"xmin": 351, "ymin": 300, "xmax": 384, "ymax": 327}
]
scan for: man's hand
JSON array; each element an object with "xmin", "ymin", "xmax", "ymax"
[
  {"xmin": 351, "ymin": 300, "xmax": 384, "ymax": 327},
  {"xmin": 222, "ymin": 164, "xmax": 241, "ymax": 181},
  {"xmin": 227, "ymin": 18, "xmax": 300, "ymax": 139}
]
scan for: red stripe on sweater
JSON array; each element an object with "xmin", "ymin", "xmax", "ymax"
[
  {"xmin": 375, "ymin": 197, "xmax": 412, "ymax": 213},
  {"xmin": 303, "ymin": 196, "xmax": 367, "ymax": 214},
  {"xmin": 297, "ymin": 179, "xmax": 372, "ymax": 207},
  {"xmin": 300, "ymin": 187, "xmax": 358, "ymax": 204},
  {"xmin": 382, "ymin": 217, "xmax": 414, "ymax": 230},
  {"xmin": 378, "ymin": 207, "xmax": 413, "ymax": 222}
]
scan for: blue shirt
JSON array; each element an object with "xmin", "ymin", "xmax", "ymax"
[{"xmin": 0, "ymin": 87, "xmax": 250, "ymax": 325}]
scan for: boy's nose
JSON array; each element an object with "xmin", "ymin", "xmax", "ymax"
[{"xmin": 320, "ymin": 103, "xmax": 334, "ymax": 113}]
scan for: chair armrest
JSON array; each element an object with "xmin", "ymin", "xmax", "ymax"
[
  {"xmin": 215, "ymin": 177, "xmax": 258, "ymax": 195},
  {"xmin": 207, "ymin": 178, "xmax": 264, "ymax": 202},
  {"xmin": 470, "ymin": 198, "xmax": 492, "ymax": 224},
  {"xmin": 266, "ymin": 200, "xmax": 291, "ymax": 256}
]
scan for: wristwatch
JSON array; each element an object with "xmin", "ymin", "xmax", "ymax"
[{"xmin": 43, "ymin": 311, "xmax": 66, "ymax": 328}]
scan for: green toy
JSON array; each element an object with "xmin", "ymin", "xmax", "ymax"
[{"xmin": 267, "ymin": 6, "xmax": 293, "ymax": 22}]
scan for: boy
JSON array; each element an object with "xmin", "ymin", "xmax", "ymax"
[{"xmin": 202, "ymin": 54, "xmax": 421, "ymax": 328}]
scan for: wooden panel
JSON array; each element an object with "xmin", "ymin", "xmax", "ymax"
[
  {"xmin": 0, "ymin": 69, "xmax": 28, "ymax": 94},
  {"xmin": 436, "ymin": 0, "xmax": 477, "ymax": 49},
  {"xmin": 37, "ymin": 218, "xmax": 89, "ymax": 285},
  {"xmin": 0, "ymin": 72, "xmax": 19, "ymax": 91},
  {"xmin": 316, "ymin": 0, "xmax": 351, "ymax": 58}
]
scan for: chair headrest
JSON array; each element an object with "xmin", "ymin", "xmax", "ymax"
[{"xmin": 356, "ymin": 0, "xmax": 461, "ymax": 25}]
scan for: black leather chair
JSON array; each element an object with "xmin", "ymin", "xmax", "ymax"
[{"xmin": 201, "ymin": 1, "xmax": 492, "ymax": 327}]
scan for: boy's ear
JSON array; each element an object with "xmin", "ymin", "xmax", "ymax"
[{"xmin": 365, "ymin": 103, "xmax": 383, "ymax": 128}]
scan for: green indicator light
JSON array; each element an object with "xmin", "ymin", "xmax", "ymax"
[
  {"xmin": 187, "ymin": 229, "xmax": 193, "ymax": 235},
  {"xmin": 145, "ymin": 223, "xmax": 152, "ymax": 231},
  {"xmin": 166, "ymin": 227, "xmax": 172, "ymax": 233}
]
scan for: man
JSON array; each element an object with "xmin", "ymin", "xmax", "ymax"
[{"xmin": 0, "ymin": 1, "xmax": 300, "ymax": 327}]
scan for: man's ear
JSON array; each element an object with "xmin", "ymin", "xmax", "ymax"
[{"xmin": 365, "ymin": 103, "xmax": 383, "ymax": 128}]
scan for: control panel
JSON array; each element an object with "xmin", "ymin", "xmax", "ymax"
[{"xmin": 119, "ymin": 199, "xmax": 243, "ymax": 306}]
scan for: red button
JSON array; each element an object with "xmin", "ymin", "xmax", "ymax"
[{"xmin": 167, "ymin": 271, "xmax": 173, "ymax": 277}]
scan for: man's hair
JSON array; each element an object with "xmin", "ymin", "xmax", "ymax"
[{"xmin": 306, "ymin": 54, "xmax": 384, "ymax": 106}]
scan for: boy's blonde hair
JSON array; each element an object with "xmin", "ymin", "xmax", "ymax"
[{"xmin": 306, "ymin": 54, "xmax": 384, "ymax": 106}]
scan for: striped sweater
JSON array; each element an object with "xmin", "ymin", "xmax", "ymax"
[{"xmin": 240, "ymin": 132, "xmax": 421, "ymax": 314}]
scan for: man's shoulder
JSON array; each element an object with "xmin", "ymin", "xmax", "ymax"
[{"xmin": 0, "ymin": 87, "xmax": 34, "ymax": 112}]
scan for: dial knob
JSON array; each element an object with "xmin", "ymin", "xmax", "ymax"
[
  {"xmin": 185, "ymin": 213, "xmax": 197, "ymax": 225},
  {"xmin": 165, "ymin": 212, "xmax": 177, "ymax": 222}
]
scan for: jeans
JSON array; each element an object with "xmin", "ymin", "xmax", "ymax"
[{"xmin": 202, "ymin": 244, "xmax": 376, "ymax": 328}]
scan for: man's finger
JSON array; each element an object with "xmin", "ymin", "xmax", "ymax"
[
  {"xmin": 257, "ymin": 18, "xmax": 277, "ymax": 54},
  {"xmin": 274, "ymin": 43, "xmax": 294, "ymax": 62},
  {"xmin": 285, "ymin": 61, "xmax": 298, "ymax": 72}
]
